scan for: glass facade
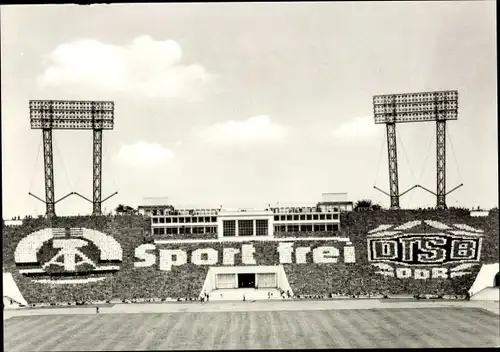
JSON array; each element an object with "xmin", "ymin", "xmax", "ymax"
[
  {"xmin": 223, "ymin": 220, "xmax": 236, "ymax": 237},
  {"xmin": 256, "ymin": 220, "xmax": 268, "ymax": 236},
  {"xmin": 238, "ymin": 220, "xmax": 254, "ymax": 236}
]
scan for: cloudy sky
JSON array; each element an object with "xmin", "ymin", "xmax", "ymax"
[{"xmin": 1, "ymin": 2, "xmax": 497, "ymax": 217}]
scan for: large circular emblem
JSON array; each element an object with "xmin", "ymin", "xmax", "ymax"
[{"xmin": 14, "ymin": 228, "xmax": 122, "ymax": 284}]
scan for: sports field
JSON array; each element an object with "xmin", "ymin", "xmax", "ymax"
[{"xmin": 3, "ymin": 307, "xmax": 499, "ymax": 350}]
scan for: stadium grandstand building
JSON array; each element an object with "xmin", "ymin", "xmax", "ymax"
[{"xmin": 146, "ymin": 201, "xmax": 352, "ymax": 237}]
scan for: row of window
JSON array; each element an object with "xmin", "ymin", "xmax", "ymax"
[
  {"xmin": 274, "ymin": 213, "xmax": 339, "ymax": 221},
  {"xmin": 320, "ymin": 205, "xmax": 352, "ymax": 212},
  {"xmin": 151, "ymin": 214, "xmax": 340, "ymax": 224},
  {"xmin": 147, "ymin": 205, "xmax": 352, "ymax": 217},
  {"xmin": 271, "ymin": 207, "xmax": 340, "ymax": 214},
  {"xmin": 275, "ymin": 223, "xmax": 339, "ymax": 232},
  {"xmin": 149, "ymin": 209, "xmax": 219, "ymax": 216},
  {"xmin": 152, "ymin": 216, "xmax": 217, "ymax": 224},
  {"xmin": 152, "ymin": 215, "xmax": 340, "ymax": 222},
  {"xmin": 152, "ymin": 226, "xmax": 217, "ymax": 235},
  {"xmin": 151, "ymin": 223, "xmax": 339, "ymax": 236}
]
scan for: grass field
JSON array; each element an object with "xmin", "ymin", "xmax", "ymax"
[{"xmin": 3, "ymin": 307, "xmax": 499, "ymax": 350}]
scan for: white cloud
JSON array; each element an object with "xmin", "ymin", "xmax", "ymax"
[
  {"xmin": 37, "ymin": 35, "xmax": 213, "ymax": 100},
  {"xmin": 202, "ymin": 115, "xmax": 286, "ymax": 145},
  {"xmin": 331, "ymin": 116, "xmax": 379, "ymax": 141},
  {"xmin": 117, "ymin": 142, "xmax": 174, "ymax": 166}
]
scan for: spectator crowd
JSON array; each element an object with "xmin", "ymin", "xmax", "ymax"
[{"xmin": 2, "ymin": 209, "xmax": 498, "ymax": 306}]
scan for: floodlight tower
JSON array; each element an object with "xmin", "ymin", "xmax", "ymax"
[
  {"xmin": 372, "ymin": 90, "xmax": 462, "ymax": 210},
  {"xmin": 29, "ymin": 100, "xmax": 118, "ymax": 218}
]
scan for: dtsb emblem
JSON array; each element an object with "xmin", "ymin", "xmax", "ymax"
[
  {"xmin": 367, "ymin": 220, "xmax": 483, "ymax": 279},
  {"xmin": 14, "ymin": 228, "xmax": 122, "ymax": 284}
]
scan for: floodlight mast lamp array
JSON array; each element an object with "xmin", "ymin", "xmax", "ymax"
[
  {"xmin": 372, "ymin": 90, "xmax": 462, "ymax": 210},
  {"xmin": 29, "ymin": 100, "xmax": 117, "ymax": 218}
]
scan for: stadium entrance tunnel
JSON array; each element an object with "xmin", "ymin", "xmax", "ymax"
[
  {"xmin": 238, "ymin": 273, "xmax": 255, "ymax": 288},
  {"xmin": 199, "ymin": 265, "xmax": 293, "ymax": 300}
]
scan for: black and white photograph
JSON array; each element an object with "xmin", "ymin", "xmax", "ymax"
[{"xmin": 1, "ymin": 1, "xmax": 499, "ymax": 350}]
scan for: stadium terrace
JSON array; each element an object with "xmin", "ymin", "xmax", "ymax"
[{"xmin": 3, "ymin": 201, "xmax": 499, "ymax": 306}]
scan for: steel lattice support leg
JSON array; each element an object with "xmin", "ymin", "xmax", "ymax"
[
  {"xmin": 92, "ymin": 129, "xmax": 103, "ymax": 216},
  {"xmin": 436, "ymin": 120, "xmax": 446, "ymax": 209},
  {"xmin": 386, "ymin": 123, "xmax": 400, "ymax": 209},
  {"xmin": 42, "ymin": 129, "xmax": 56, "ymax": 218}
]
